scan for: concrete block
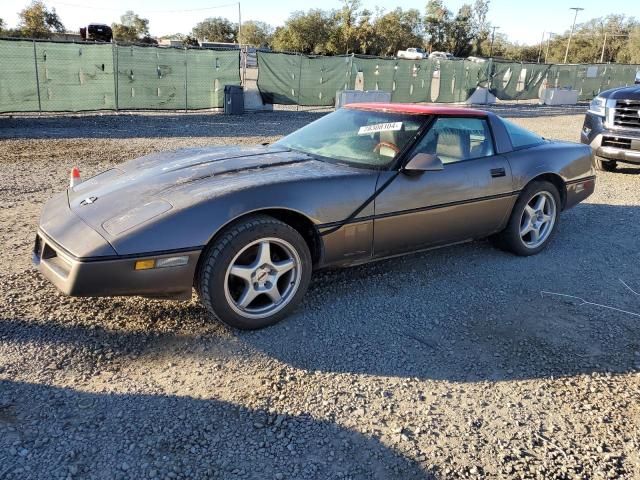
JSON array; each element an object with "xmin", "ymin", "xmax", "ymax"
[
  {"xmin": 244, "ymin": 89, "xmax": 273, "ymax": 112},
  {"xmin": 335, "ymin": 90, "xmax": 391, "ymax": 109},
  {"xmin": 465, "ymin": 87, "xmax": 497, "ymax": 105},
  {"xmin": 539, "ymin": 88, "xmax": 579, "ymax": 105}
]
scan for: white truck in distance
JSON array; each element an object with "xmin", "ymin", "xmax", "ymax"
[{"xmin": 397, "ymin": 48, "xmax": 426, "ymax": 60}]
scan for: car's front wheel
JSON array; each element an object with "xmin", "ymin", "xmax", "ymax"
[
  {"xmin": 491, "ymin": 180, "xmax": 560, "ymax": 256},
  {"xmin": 196, "ymin": 215, "xmax": 312, "ymax": 329}
]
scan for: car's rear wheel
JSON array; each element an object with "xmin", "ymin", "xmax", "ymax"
[
  {"xmin": 594, "ymin": 156, "xmax": 617, "ymax": 172},
  {"xmin": 491, "ymin": 181, "xmax": 560, "ymax": 256},
  {"xmin": 196, "ymin": 215, "xmax": 312, "ymax": 329}
]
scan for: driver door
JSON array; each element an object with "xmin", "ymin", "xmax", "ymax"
[{"xmin": 373, "ymin": 116, "xmax": 515, "ymax": 258}]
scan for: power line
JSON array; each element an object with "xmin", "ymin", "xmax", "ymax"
[{"xmin": 47, "ymin": 1, "xmax": 239, "ymax": 14}]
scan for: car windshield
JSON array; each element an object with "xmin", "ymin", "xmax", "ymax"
[{"xmin": 274, "ymin": 108, "xmax": 430, "ymax": 168}]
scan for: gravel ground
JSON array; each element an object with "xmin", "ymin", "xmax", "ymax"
[{"xmin": 0, "ymin": 106, "xmax": 639, "ymax": 480}]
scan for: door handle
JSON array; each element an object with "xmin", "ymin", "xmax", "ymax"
[{"xmin": 490, "ymin": 167, "xmax": 506, "ymax": 178}]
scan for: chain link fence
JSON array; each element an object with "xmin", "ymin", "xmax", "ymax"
[
  {"xmin": 256, "ymin": 51, "xmax": 640, "ymax": 107},
  {"xmin": 0, "ymin": 38, "xmax": 240, "ymax": 113}
]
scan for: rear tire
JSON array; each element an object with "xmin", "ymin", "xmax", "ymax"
[
  {"xmin": 594, "ymin": 156, "xmax": 617, "ymax": 172},
  {"xmin": 196, "ymin": 215, "xmax": 312, "ymax": 330},
  {"xmin": 491, "ymin": 180, "xmax": 560, "ymax": 256}
]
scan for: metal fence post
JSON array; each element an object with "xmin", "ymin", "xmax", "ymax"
[
  {"xmin": 242, "ymin": 45, "xmax": 247, "ymax": 86},
  {"xmin": 484, "ymin": 58, "xmax": 493, "ymax": 105},
  {"xmin": 348, "ymin": 53, "xmax": 354, "ymax": 89},
  {"xmin": 296, "ymin": 53, "xmax": 302, "ymax": 110},
  {"xmin": 32, "ymin": 40, "xmax": 42, "ymax": 114},
  {"xmin": 184, "ymin": 47, "xmax": 188, "ymax": 113},
  {"xmin": 112, "ymin": 42, "xmax": 119, "ymax": 111}
]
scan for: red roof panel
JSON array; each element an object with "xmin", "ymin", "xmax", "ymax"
[{"xmin": 345, "ymin": 103, "xmax": 488, "ymax": 117}]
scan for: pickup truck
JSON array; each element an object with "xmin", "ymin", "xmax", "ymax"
[
  {"xmin": 581, "ymin": 74, "xmax": 640, "ymax": 171},
  {"xmin": 397, "ymin": 48, "xmax": 426, "ymax": 60}
]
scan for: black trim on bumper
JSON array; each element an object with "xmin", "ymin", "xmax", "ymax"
[{"xmin": 38, "ymin": 229, "xmax": 204, "ymax": 263}]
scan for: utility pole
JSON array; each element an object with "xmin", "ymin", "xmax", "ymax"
[
  {"xmin": 544, "ymin": 32, "xmax": 556, "ymax": 63},
  {"xmin": 537, "ymin": 31, "xmax": 545, "ymax": 63},
  {"xmin": 489, "ymin": 26, "xmax": 499, "ymax": 57},
  {"xmin": 237, "ymin": 2, "xmax": 243, "ymax": 86},
  {"xmin": 237, "ymin": 2, "xmax": 242, "ymax": 46},
  {"xmin": 545, "ymin": 32, "xmax": 555, "ymax": 64},
  {"xmin": 563, "ymin": 7, "xmax": 584, "ymax": 64},
  {"xmin": 600, "ymin": 32, "xmax": 607, "ymax": 63}
]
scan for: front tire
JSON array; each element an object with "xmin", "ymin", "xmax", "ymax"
[
  {"xmin": 594, "ymin": 156, "xmax": 617, "ymax": 172},
  {"xmin": 491, "ymin": 181, "xmax": 560, "ymax": 256},
  {"xmin": 196, "ymin": 215, "xmax": 312, "ymax": 330}
]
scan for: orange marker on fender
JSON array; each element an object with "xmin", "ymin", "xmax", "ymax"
[{"xmin": 69, "ymin": 166, "xmax": 81, "ymax": 188}]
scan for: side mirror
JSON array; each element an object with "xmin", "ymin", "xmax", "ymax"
[{"xmin": 403, "ymin": 153, "xmax": 444, "ymax": 173}]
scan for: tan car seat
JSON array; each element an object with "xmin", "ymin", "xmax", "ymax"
[{"xmin": 436, "ymin": 129, "xmax": 470, "ymax": 163}]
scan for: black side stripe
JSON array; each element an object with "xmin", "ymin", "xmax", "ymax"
[
  {"xmin": 318, "ymin": 171, "xmax": 401, "ymax": 236},
  {"xmin": 566, "ymin": 175, "xmax": 596, "ymax": 185},
  {"xmin": 318, "ymin": 190, "xmax": 520, "ymax": 234}
]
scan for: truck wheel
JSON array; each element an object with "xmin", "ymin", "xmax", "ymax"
[
  {"xmin": 491, "ymin": 181, "xmax": 560, "ymax": 256},
  {"xmin": 196, "ymin": 215, "xmax": 312, "ymax": 330},
  {"xmin": 594, "ymin": 156, "xmax": 617, "ymax": 172}
]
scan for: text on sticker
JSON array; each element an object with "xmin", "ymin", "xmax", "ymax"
[{"xmin": 357, "ymin": 122, "xmax": 403, "ymax": 135}]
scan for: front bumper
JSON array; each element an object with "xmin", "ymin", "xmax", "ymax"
[
  {"xmin": 33, "ymin": 230, "xmax": 200, "ymax": 300},
  {"xmin": 581, "ymin": 111, "xmax": 640, "ymax": 165},
  {"xmin": 34, "ymin": 192, "xmax": 201, "ymax": 300}
]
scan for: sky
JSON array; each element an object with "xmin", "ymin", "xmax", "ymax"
[{"xmin": 0, "ymin": 0, "xmax": 638, "ymax": 45}]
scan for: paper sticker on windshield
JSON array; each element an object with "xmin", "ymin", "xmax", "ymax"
[{"xmin": 358, "ymin": 122, "xmax": 403, "ymax": 136}]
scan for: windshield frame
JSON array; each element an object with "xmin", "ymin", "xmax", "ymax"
[{"xmin": 273, "ymin": 107, "xmax": 433, "ymax": 171}]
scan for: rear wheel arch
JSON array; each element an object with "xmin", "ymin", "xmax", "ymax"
[
  {"xmin": 522, "ymin": 173, "xmax": 566, "ymax": 210},
  {"xmin": 492, "ymin": 178, "xmax": 561, "ymax": 256}
]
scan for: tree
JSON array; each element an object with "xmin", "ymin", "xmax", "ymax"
[
  {"xmin": 471, "ymin": 0, "xmax": 490, "ymax": 54},
  {"xmin": 447, "ymin": 4, "xmax": 475, "ymax": 57},
  {"xmin": 425, "ymin": 0, "xmax": 451, "ymax": 52},
  {"xmin": 0, "ymin": 18, "xmax": 5, "ymax": 32},
  {"xmin": 540, "ymin": 14, "xmax": 639, "ymax": 63},
  {"xmin": 371, "ymin": 8, "xmax": 423, "ymax": 56},
  {"xmin": 240, "ymin": 21, "xmax": 273, "ymax": 47},
  {"xmin": 192, "ymin": 17, "xmax": 237, "ymax": 43},
  {"xmin": 618, "ymin": 25, "xmax": 640, "ymax": 63},
  {"xmin": 353, "ymin": 9, "xmax": 377, "ymax": 54},
  {"xmin": 160, "ymin": 33, "xmax": 199, "ymax": 46},
  {"xmin": 111, "ymin": 11, "xmax": 150, "ymax": 42},
  {"xmin": 271, "ymin": 10, "xmax": 337, "ymax": 54},
  {"xmin": 18, "ymin": 0, "xmax": 65, "ymax": 38},
  {"xmin": 330, "ymin": 0, "xmax": 361, "ymax": 54}
]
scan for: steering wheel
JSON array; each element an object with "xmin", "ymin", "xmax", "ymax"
[{"xmin": 373, "ymin": 141, "xmax": 400, "ymax": 154}]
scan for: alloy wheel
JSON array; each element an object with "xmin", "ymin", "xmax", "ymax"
[
  {"xmin": 223, "ymin": 237, "xmax": 302, "ymax": 319},
  {"xmin": 519, "ymin": 191, "xmax": 557, "ymax": 249}
]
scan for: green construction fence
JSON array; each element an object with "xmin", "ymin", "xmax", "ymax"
[
  {"xmin": 0, "ymin": 38, "xmax": 240, "ymax": 113},
  {"xmin": 256, "ymin": 51, "xmax": 640, "ymax": 106},
  {"xmin": 2, "ymin": 39, "xmax": 638, "ymax": 112}
]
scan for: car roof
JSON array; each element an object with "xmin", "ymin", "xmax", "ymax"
[{"xmin": 345, "ymin": 103, "xmax": 489, "ymax": 117}]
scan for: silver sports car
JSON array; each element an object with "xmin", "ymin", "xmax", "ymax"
[{"xmin": 34, "ymin": 104, "xmax": 595, "ymax": 329}]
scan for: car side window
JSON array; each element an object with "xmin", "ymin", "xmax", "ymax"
[
  {"xmin": 502, "ymin": 118, "xmax": 544, "ymax": 149},
  {"xmin": 411, "ymin": 117, "xmax": 494, "ymax": 164}
]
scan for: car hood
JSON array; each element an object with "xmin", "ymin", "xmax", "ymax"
[
  {"xmin": 69, "ymin": 145, "xmax": 364, "ymax": 238},
  {"xmin": 599, "ymin": 85, "xmax": 640, "ymax": 100}
]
